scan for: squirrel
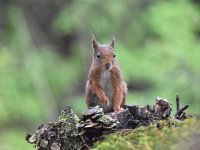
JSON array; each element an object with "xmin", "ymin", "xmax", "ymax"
[{"xmin": 85, "ymin": 36, "xmax": 127, "ymax": 112}]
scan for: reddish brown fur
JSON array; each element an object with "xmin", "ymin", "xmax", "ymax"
[{"xmin": 85, "ymin": 36, "xmax": 127, "ymax": 112}]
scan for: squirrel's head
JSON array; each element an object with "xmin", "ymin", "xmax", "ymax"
[{"xmin": 92, "ymin": 36, "xmax": 116, "ymax": 71}]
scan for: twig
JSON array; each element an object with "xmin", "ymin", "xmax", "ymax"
[
  {"xmin": 175, "ymin": 104, "xmax": 189, "ymax": 119},
  {"xmin": 176, "ymin": 95, "xmax": 180, "ymax": 111}
]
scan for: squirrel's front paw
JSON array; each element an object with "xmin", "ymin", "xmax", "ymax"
[
  {"xmin": 114, "ymin": 107, "xmax": 121, "ymax": 112},
  {"xmin": 101, "ymin": 95, "xmax": 110, "ymax": 106}
]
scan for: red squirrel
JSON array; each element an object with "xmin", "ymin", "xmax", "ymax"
[{"xmin": 85, "ymin": 36, "xmax": 127, "ymax": 112}]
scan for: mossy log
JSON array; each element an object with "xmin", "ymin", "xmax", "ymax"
[{"xmin": 26, "ymin": 95, "xmax": 191, "ymax": 150}]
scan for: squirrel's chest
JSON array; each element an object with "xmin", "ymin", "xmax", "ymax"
[{"xmin": 99, "ymin": 71, "xmax": 113, "ymax": 98}]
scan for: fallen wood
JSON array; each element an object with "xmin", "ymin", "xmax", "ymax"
[
  {"xmin": 26, "ymin": 95, "xmax": 192, "ymax": 150},
  {"xmin": 176, "ymin": 94, "xmax": 180, "ymax": 111}
]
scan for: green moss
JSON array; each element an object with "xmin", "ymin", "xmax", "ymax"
[{"xmin": 93, "ymin": 119, "xmax": 200, "ymax": 150}]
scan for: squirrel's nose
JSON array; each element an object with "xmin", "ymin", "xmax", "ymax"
[{"xmin": 105, "ymin": 63, "xmax": 111, "ymax": 69}]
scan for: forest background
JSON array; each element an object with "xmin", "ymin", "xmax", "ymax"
[{"xmin": 0, "ymin": 0, "xmax": 200, "ymax": 149}]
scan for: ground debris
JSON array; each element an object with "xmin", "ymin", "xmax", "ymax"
[{"xmin": 26, "ymin": 95, "xmax": 191, "ymax": 150}]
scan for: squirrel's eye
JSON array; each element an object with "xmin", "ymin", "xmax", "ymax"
[
  {"xmin": 96, "ymin": 53, "xmax": 101, "ymax": 59},
  {"xmin": 113, "ymin": 54, "xmax": 116, "ymax": 58}
]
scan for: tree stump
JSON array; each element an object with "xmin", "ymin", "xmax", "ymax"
[{"xmin": 26, "ymin": 95, "xmax": 191, "ymax": 150}]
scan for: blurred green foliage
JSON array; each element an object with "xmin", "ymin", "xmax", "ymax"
[{"xmin": 0, "ymin": 0, "xmax": 200, "ymax": 149}]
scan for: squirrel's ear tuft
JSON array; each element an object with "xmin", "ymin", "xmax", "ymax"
[
  {"xmin": 110, "ymin": 35, "xmax": 115, "ymax": 48},
  {"xmin": 92, "ymin": 38, "xmax": 99, "ymax": 50}
]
